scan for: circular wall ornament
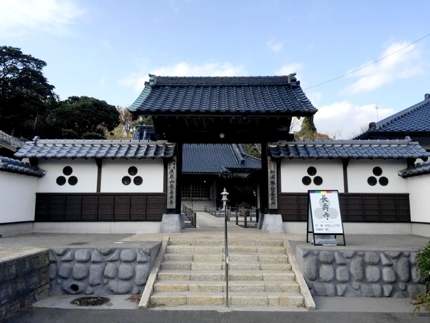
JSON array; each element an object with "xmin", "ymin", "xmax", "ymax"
[
  {"xmin": 68, "ymin": 176, "xmax": 78, "ymax": 186},
  {"xmin": 56, "ymin": 176, "xmax": 66, "ymax": 186},
  {"xmin": 379, "ymin": 176, "xmax": 389, "ymax": 186},
  {"xmin": 128, "ymin": 166, "xmax": 138, "ymax": 176},
  {"xmin": 133, "ymin": 176, "xmax": 143, "ymax": 185},
  {"xmin": 307, "ymin": 166, "xmax": 317, "ymax": 176},
  {"xmin": 367, "ymin": 176, "xmax": 377, "ymax": 186},
  {"xmin": 122, "ymin": 176, "xmax": 131, "ymax": 185},
  {"xmin": 372, "ymin": 166, "xmax": 383, "ymax": 176},
  {"xmin": 302, "ymin": 176, "xmax": 312, "ymax": 185},
  {"xmin": 63, "ymin": 166, "xmax": 73, "ymax": 176},
  {"xmin": 313, "ymin": 176, "xmax": 323, "ymax": 186}
]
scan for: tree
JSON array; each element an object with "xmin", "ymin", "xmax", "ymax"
[
  {"xmin": 294, "ymin": 116, "xmax": 330, "ymax": 141},
  {"xmin": 0, "ymin": 46, "xmax": 57, "ymax": 138},
  {"xmin": 47, "ymin": 96, "xmax": 120, "ymax": 139}
]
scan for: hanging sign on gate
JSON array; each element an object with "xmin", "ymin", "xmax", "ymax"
[{"xmin": 306, "ymin": 190, "xmax": 346, "ymax": 246}]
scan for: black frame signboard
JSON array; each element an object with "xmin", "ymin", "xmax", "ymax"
[{"xmin": 306, "ymin": 189, "xmax": 346, "ymax": 246}]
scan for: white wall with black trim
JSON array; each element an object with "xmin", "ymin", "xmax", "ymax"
[
  {"xmin": 100, "ymin": 160, "xmax": 164, "ymax": 193},
  {"xmin": 37, "ymin": 159, "xmax": 98, "ymax": 193}
]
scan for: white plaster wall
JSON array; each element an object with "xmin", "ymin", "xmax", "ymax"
[
  {"xmin": 347, "ymin": 160, "xmax": 408, "ymax": 193},
  {"xmin": 37, "ymin": 159, "xmax": 97, "ymax": 193},
  {"xmin": 33, "ymin": 222, "xmax": 161, "ymax": 234},
  {"xmin": 101, "ymin": 160, "xmax": 164, "ymax": 193},
  {"xmin": 0, "ymin": 172, "xmax": 38, "ymax": 223},
  {"xmin": 280, "ymin": 160, "xmax": 344, "ymax": 193},
  {"xmin": 407, "ymin": 173, "xmax": 430, "ymax": 224}
]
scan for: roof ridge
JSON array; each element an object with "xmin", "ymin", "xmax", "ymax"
[{"xmin": 376, "ymin": 97, "xmax": 430, "ymax": 129}]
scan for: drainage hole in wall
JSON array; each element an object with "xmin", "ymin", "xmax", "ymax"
[
  {"xmin": 70, "ymin": 283, "xmax": 80, "ymax": 293},
  {"xmin": 71, "ymin": 296, "xmax": 110, "ymax": 306}
]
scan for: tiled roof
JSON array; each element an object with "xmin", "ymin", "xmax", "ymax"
[
  {"xmin": 356, "ymin": 94, "xmax": 430, "ymax": 138},
  {"xmin": 183, "ymin": 144, "xmax": 260, "ymax": 174},
  {"xmin": 399, "ymin": 161, "xmax": 430, "ymax": 178},
  {"xmin": 129, "ymin": 74, "xmax": 316, "ymax": 115},
  {"xmin": 0, "ymin": 130, "xmax": 24, "ymax": 152},
  {"xmin": 0, "ymin": 156, "xmax": 45, "ymax": 177},
  {"xmin": 269, "ymin": 139, "xmax": 429, "ymax": 159},
  {"xmin": 15, "ymin": 139, "xmax": 175, "ymax": 159}
]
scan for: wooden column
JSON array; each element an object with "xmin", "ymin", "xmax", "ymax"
[
  {"xmin": 342, "ymin": 159, "xmax": 349, "ymax": 193},
  {"xmin": 96, "ymin": 158, "xmax": 102, "ymax": 193},
  {"xmin": 175, "ymin": 142, "xmax": 183, "ymax": 214},
  {"xmin": 260, "ymin": 142, "xmax": 269, "ymax": 213}
]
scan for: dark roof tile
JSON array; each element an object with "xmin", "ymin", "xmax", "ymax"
[
  {"xmin": 0, "ymin": 156, "xmax": 45, "ymax": 177},
  {"xmin": 269, "ymin": 139, "xmax": 429, "ymax": 159},
  {"xmin": 130, "ymin": 75, "xmax": 316, "ymax": 115},
  {"xmin": 15, "ymin": 139, "xmax": 175, "ymax": 159}
]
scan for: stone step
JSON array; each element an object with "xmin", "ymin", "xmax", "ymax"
[
  {"xmin": 165, "ymin": 245, "xmax": 287, "ymax": 255},
  {"xmin": 150, "ymin": 292, "xmax": 304, "ymax": 307},
  {"xmin": 157, "ymin": 270, "xmax": 295, "ymax": 281},
  {"xmin": 164, "ymin": 253, "xmax": 289, "ymax": 263},
  {"xmin": 154, "ymin": 280, "xmax": 300, "ymax": 293},
  {"xmin": 160, "ymin": 261, "xmax": 292, "ymax": 271},
  {"xmin": 168, "ymin": 239, "xmax": 284, "ymax": 247}
]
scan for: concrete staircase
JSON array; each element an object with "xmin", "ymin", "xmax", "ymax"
[{"xmin": 149, "ymin": 236, "xmax": 306, "ymax": 308}]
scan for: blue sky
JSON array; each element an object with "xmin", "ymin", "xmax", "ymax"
[{"xmin": 1, "ymin": 0, "xmax": 429, "ymax": 138}]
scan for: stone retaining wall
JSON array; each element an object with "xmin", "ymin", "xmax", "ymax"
[
  {"xmin": 49, "ymin": 243, "xmax": 160, "ymax": 295},
  {"xmin": 296, "ymin": 247, "xmax": 426, "ymax": 298},
  {"xmin": 0, "ymin": 250, "xmax": 50, "ymax": 321}
]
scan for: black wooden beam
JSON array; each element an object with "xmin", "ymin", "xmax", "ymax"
[
  {"xmin": 96, "ymin": 158, "xmax": 102, "ymax": 193},
  {"xmin": 342, "ymin": 159, "xmax": 349, "ymax": 193}
]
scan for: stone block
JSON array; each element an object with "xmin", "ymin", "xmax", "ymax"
[
  {"xmin": 135, "ymin": 264, "xmax": 150, "ymax": 285},
  {"xmin": 350, "ymin": 257, "xmax": 364, "ymax": 281},
  {"xmin": 89, "ymin": 264, "xmax": 105, "ymax": 286},
  {"xmin": 319, "ymin": 265, "xmax": 334, "ymax": 282},
  {"xmin": 336, "ymin": 284, "xmax": 347, "ymax": 296},
  {"xmin": 365, "ymin": 266, "xmax": 381, "ymax": 282},
  {"xmin": 104, "ymin": 263, "xmax": 117, "ymax": 279},
  {"xmin": 108, "ymin": 280, "xmax": 132, "ymax": 294},
  {"xmin": 160, "ymin": 213, "xmax": 182, "ymax": 233},
  {"xmin": 410, "ymin": 253, "xmax": 417, "ymax": 265},
  {"xmin": 385, "ymin": 251, "xmax": 401, "ymax": 259},
  {"xmin": 75, "ymin": 249, "xmax": 91, "ymax": 262},
  {"xmin": 319, "ymin": 251, "xmax": 334, "ymax": 264},
  {"xmin": 382, "ymin": 267, "xmax": 396, "ymax": 283},
  {"xmin": 58, "ymin": 263, "xmax": 72, "ymax": 279},
  {"xmin": 364, "ymin": 252, "xmax": 380, "ymax": 265},
  {"xmin": 61, "ymin": 250, "xmax": 74, "ymax": 262},
  {"xmin": 361, "ymin": 284, "xmax": 382, "ymax": 297},
  {"xmin": 91, "ymin": 250, "xmax": 104, "ymax": 263},
  {"xmin": 136, "ymin": 251, "xmax": 149, "ymax": 264},
  {"xmin": 120, "ymin": 249, "xmax": 137, "ymax": 262},
  {"xmin": 380, "ymin": 253, "xmax": 392, "ymax": 266},
  {"xmin": 303, "ymin": 255, "xmax": 318, "ymax": 281},
  {"xmin": 334, "ymin": 252, "xmax": 346, "ymax": 265},
  {"xmin": 118, "ymin": 264, "xmax": 134, "ymax": 280},
  {"xmin": 383, "ymin": 284, "xmax": 393, "ymax": 296},
  {"xmin": 312, "ymin": 282, "xmax": 335, "ymax": 296},
  {"xmin": 395, "ymin": 257, "xmax": 410, "ymax": 282},
  {"xmin": 336, "ymin": 266, "xmax": 349, "ymax": 282},
  {"xmin": 343, "ymin": 251, "xmax": 355, "ymax": 258},
  {"xmin": 411, "ymin": 266, "xmax": 423, "ymax": 283},
  {"xmin": 105, "ymin": 249, "xmax": 120, "ymax": 262},
  {"xmin": 72, "ymin": 263, "xmax": 89, "ymax": 280}
]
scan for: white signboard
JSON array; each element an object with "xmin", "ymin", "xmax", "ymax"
[
  {"xmin": 309, "ymin": 190, "xmax": 343, "ymax": 234},
  {"xmin": 307, "ymin": 190, "xmax": 346, "ymax": 246}
]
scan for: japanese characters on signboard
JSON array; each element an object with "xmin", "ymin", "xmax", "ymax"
[{"xmin": 309, "ymin": 190, "xmax": 343, "ymax": 234}]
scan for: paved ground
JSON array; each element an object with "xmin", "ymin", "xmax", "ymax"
[
  {"xmin": 196, "ymin": 211, "xmax": 225, "ymax": 228},
  {"xmin": 6, "ymin": 307, "xmax": 430, "ymax": 323}
]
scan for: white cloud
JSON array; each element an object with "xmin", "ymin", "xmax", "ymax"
[
  {"xmin": 314, "ymin": 101, "xmax": 394, "ymax": 139},
  {"xmin": 0, "ymin": 0, "xmax": 84, "ymax": 38},
  {"xmin": 121, "ymin": 61, "xmax": 245, "ymax": 91},
  {"xmin": 347, "ymin": 41, "xmax": 423, "ymax": 94},
  {"xmin": 267, "ymin": 39, "xmax": 284, "ymax": 53},
  {"xmin": 276, "ymin": 63, "xmax": 302, "ymax": 75}
]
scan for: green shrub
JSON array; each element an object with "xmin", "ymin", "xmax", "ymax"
[{"xmin": 415, "ymin": 241, "xmax": 430, "ymax": 312}]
